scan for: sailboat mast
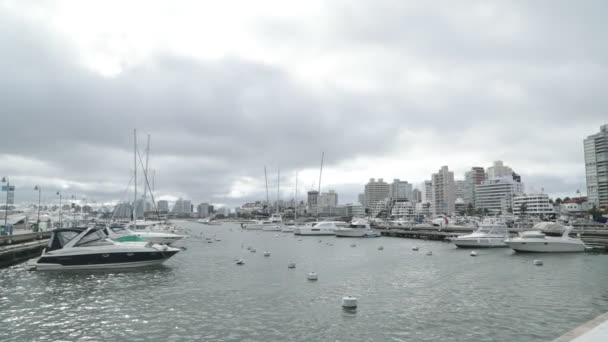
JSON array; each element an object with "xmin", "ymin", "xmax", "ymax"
[
  {"xmin": 143, "ymin": 134, "xmax": 150, "ymax": 203},
  {"xmin": 276, "ymin": 167, "xmax": 280, "ymax": 214},
  {"xmin": 318, "ymin": 152, "xmax": 324, "ymax": 193},
  {"xmin": 264, "ymin": 166, "xmax": 270, "ymax": 214},
  {"xmin": 133, "ymin": 129, "xmax": 137, "ymax": 220},
  {"xmin": 295, "ymin": 171, "xmax": 298, "ymax": 220}
]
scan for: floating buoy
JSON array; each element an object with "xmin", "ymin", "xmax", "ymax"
[
  {"xmin": 250, "ymin": 248, "xmax": 256, "ymax": 253},
  {"xmin": 426, "ymin": 251, "xmax": 432, "ymax": 256},
  {"xmin": 318, "ymin": 239, "xmax": 322, "ymax": 243},
  {"xmin": 215, "ymin": 238, "xmax": 221, "ymax": 242},
  {"xmin": 263, "ymin": 251, "xmax": 270, "ymax": 257},
  {"xmin": 236, "ymin": 259, "xmax": 244, "ymax": 265},
  {"xmin": 470, "ymin": 251, "xmax": 478, "ymax": 257},
  {"xmin": 288, "ymin": 261, "xmax": 296, "ymax": 268},
  {"xmin": 378, "ymin": 246, "xmax": 384, "ymax": 251},
  {"xmin": 412, "ymin": 246, "xmax": 419, "ymax": 251},
  {"xmin": 307, "ymin": 272, "xmax": 318, "ymax": 281},
  {"xmin": 534, "ymin": 259, "xmax": 543, "ymax": 266},
  {"xmin": 350, "ymin": 243, "xmax": 357, "ymax": 247},
  {"xmin": 247, "ymin": 246, "xmax": 252, "ymax": 250},
  {"xmin": 207, "ymin": 240, "xmax": 213, "ymax": 243},
  {"xmin": 342, "ymin": 296, "xmax": 358, "ymax": 308}
]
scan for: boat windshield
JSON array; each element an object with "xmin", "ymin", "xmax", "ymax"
[
  {"xmin": 110, "ymin": 226, "xmax": 130, "ymax": 234},
  {"xmin": 75, "ymin": 230, "xmax": 113, "ymax": 247}
]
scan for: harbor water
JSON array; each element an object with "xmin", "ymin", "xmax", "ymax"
[{"xmin": 1, "ymin": 221, "xmax": 608, "ymax": 341}]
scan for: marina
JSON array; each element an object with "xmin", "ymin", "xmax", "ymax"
[{"xmin": 1, "ymin": 221, "xmax": 608, "ymax": 341}]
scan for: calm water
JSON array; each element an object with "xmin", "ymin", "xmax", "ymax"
[{"xmin": 1, "ymin": 222, "xmax": 608, "ymax": 342}]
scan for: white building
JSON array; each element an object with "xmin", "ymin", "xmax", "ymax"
[
  {"xmin": 157, "ymin": 200, "xmax": 169, "ymax": 212},
  {"xmin": 197, "ymin": 202, "xmax": 210, "ymax": 218},
  {"xmin": 370, "ymin": 198, "xmax": 390, "ymax": 217},
  {"xmin": 431, "ymin": 166, "xmax": 455, "ymax": 215},
  {"xmin": 318, "ymin": 190, "xmax": 338, "ymax": 207},
  {"xmin": 364, "ymin": 178, "xmax": 390, "ymax": 210},
  {"xmin": 512, "ymin": 194, "xmax": 555, "ymax": 216},
  {"xmin": 415, "ymin": 202, "xmax": 431, "ymax": 216},
  {"xmin": 422, "ymin": 180, "xmax": 433, "ymax": 203},
  {"xmin": 391, "ymin": 201, "xmax": 415, "ymax": 218},
  {"xmin": 345, "ymin": 203, "xmax": 365, "ymax": 218},
  {"xmin": 486, "ymin": 160, "xmax": 514, "ymax": 180},
  {"xmin": 584, "ymin": 124, "xmax": 608, "ymax": 210},
  {"xmin": 464, "ymin": 167, "xmax": 485, "ymax": 206},
  {"xmin": 307, "ymin": 190, "xmax": 319, "ymax": 214},
  {"xmin": 475, "ymin": 177, "xmax": 524, "ymax": 213},
  {"xmin": 390, "ymin": 179, "xmax": 413, "ymax": 201}
]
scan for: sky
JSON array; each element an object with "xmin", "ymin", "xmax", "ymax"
[{"xmin": 1, "ymin": 0, "xmax": 606, "ymax": 208}]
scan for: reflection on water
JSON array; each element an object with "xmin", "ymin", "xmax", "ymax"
[{"xmin": 1, "ymin": 222, "xmax": 608, "ymax": 342}]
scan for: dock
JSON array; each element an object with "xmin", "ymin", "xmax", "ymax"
[
  {"xmin": 553, "ymin": 312, "xmax": 608, "ymax": 341},
  {"xmin": 0, "ymin": 231, "xmax": 50, "ymax": 268}
]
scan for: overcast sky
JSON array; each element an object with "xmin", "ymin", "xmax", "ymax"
[{"xmin": 1, "ymin": 0, "xmax": 606, "ymax": 208}]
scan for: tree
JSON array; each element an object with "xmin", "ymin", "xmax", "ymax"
[
  {"xmin": 555, "ymin": 198, "xmax": 562, "ymax": 205},
  {"xmin": 466, "ymin": 203, "xmax": 475, "ymax": 216},
  {"xmin": 507, "ymin": 206, "xmax": 513, "ymax": 214},
  {"xmin": 519, "ymin": 203, "xmax": 527, "ymax": 217},
  {"xmin": 483, "ymin": 208, "xmax": 490, "ymax": 216}
]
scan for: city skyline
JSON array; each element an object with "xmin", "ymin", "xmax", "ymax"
[{"xmin": 1, "ymin": 2, "xmax": 606, "ymax": 207}]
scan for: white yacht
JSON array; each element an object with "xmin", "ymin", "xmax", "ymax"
[
  {"xmin": 451, "ymin": 221, "xmax": 509, "ymax": 248},
  {"xmin": 294, "ymin": 221, "xmax": 343, "ymax": 236},
  {"xmin": 505, "ymin": 224, "xmax": 587, "ymax": 253},
  {"xmin": 241, "ymin": 214, "xmax": 283, "ymax": 231},
  {"xmin": 334, "ymin": 219, "xmax": 381, "ymax": 238},
  {"xmin": 196, "ymin": 217, "xmax": 221, "ymax": 225},
  {"xmin": 28, "ymin": 227, "xmax": 181, "ymax": 271},
  {"xmin": 104, "ymin": 223, "xmax": 185, "ymax": 245}
]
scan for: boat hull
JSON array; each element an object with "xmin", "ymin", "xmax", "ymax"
[
  {"xmin": 33, "ymin": 250, "xmax": 179, "ymax": 271},
  {"xmin": 334, "ymin": 229, "xmax": 380, "ymax": 238},
  {"xmin": 506, "ymin": 241, "xmax": 586, "ymax": 253},
  {"xmin": 453, "ymin": 238, "xmax": 507, "ymax": 248},
  {"xmin": 295, "ymin": 230, "xmax": 335, "ymax": 236}
]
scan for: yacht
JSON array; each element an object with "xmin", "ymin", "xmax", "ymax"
[
  {"xmin": 505, "ymin": 225, "xmax": 587, "ymax": 252},
  {"xmin": 334, "ymin": 219, "xmax": 381, "ymax": 238},
  {"xmin": 104, "ymin": 223, "xmax": 185, "ymax": 245},
  {"xmin": 294, "ymin": 221, "xmax": 343, "ymax": 236},
  {"xmin": 451, "ymin": 221, "xmax": 509, "ymax": 248},
  {"xmin": 28, "ymin": 227, "xmax": 181, "ymax": 271},
  {"xmin": 241, "ymin": 214, "xmax": 283, "ymax": 231}
]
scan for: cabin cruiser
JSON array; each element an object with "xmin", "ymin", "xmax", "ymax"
[
  {"xmin": 294, "ymin": 221, "xmax": 343, "ymax": 236},
  {"xmin": 197, "ymin": 218, "xmax": 221, "ymax": 225},
  {"xmin": 505, "ymin": 224, "xmax": 587, "ymax": 253},
  {"xmin": 104, "ymin": 223, "xmax": 185, "ymax": 245},
  {"xmin": 241, "ymin": 214, "xmax": 283, "ymax": 231},
  {"xmin": 28, "ymin": 227, "xmax": 181, "ymax": 271},
  {"xmin": 451, "ymin": 221, "xmax": 509, "ymax": 248},
  {"xmin": 334, "ymin": 219, "xmax": 381, "ymax": 238}
]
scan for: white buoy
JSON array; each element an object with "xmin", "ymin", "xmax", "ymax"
[
  {"xmin": 350, "ymin": 243, "xmax": 357, "ymax": 247},
  {"xmin": 470, "ymin": 251, "xmax": 478, "ymax": 257},
  {"xmin": 263, "ymin": 251, "xmax": 270, "ymax": 257},
  {"xmin": 236, "ymin": 259, "xmax": 244, "ymax": 265},
  {"xmin": 342, "ymin": 296, "xmax": 358, "ymax": 309},
  {"xmin": 426, "ymin": 251, "xmax": 432, "ymax": 256},
  {"xmin": 534, "ymin": 259, "xmax": 543, "ymax": 266},
  {"xmin": 298, "ymin": 238, "xmax": 302, "ymax": 241},
  {"xmin": 307, "ymin": 272, "xmax": 318, "ymax": 281},
  {"xmin": 378, "ymin": 246, "xmax": 384, "ymax": 251},
  {"xmin": 288, "ymin": 262, "xmax": 296, "ymax": 269},
  {"xmin": 412, "ymin": 246, "xmax": 419, "ymax": 251}
]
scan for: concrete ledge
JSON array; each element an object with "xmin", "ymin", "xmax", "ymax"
[{"xmin": 553, "ymin": 312, "xmax": 608, "ymax": 342}]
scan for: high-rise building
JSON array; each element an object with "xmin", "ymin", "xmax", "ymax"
[
  {"xmin": 455, "ymin": 180, "xmax": 465, "ymax": 200},
  {"xmin": 197, "ymin": 203, "xmax": 210, "ymax": 218},
  {"xmin": 157, "ymin": 200, "xmax": 169, "ymax": 212},
  {"xmin": 318, "ymin": 190, "xmax": 338, "ymax": 207},
  {"xmin": 172, "ymin": 198, "xmax": 191, "ymax": 214},
  {"xmin": 431, "ymin": 166, "xmax": 455, "ymax": 215},
  {"xmin": 364, "ymin": 178, "xmax": 390, "ymax": 210},
  {"xmin": 464, "ymin": 167, "xmax": 485, "ymax": 205},
  {"xmin": 486, "ymin": 160, "xmax": 513, "ymax": 180},
  {"xmin": 585, "ymin": 124, "xmax": 608, "ymax": 210},
  {"xmin": 307, "ymin": 190, "xmax": 319, "ymax": 214},
  {"xmin": 389, "ymin": 179, "xmax": 413, "ymax": 201},
  {"xmin": 412, "ymin": 188, "xmax": 422, "ymax": 203},
  {"xmin": 513, "ymin": 194, "xmax": 555, "ymax": 216},
  {"xmin": 422, "ymin": 180, "xmax": 433, "ymax": 203},
  {"xmin": 357, "ymin": 193, "xmax": 366, "ymax": 206},
  {"xmin": 475, "ymin": 176, "xmax": 524, "ymax": 213}
]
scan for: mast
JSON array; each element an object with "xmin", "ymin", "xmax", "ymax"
[
  {"xmin": 295, "ymin": 171, "xmax": 298, "ymax": 220},
  {"xmin": 264, "ymin": 166, "xmax": 270, "ymax": 214},
  {"xmin": 143, "ymin": 134, "xmax": 150, "ymax": 203},
  {"xmin": 276, "ymin": 167, "xmax": 280, "ymax": 215},
  {"xmin": 133, "ymin": 129, "xmax": 137, "ymax": 220},
  {"xmin": 318, "ymin": 152, "xmax": 324, "ymax": 193}
]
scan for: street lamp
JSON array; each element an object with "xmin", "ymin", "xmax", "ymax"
[
  {"xmin": 1, "ymin": 176, "xmax": 9, "ymax": 235},
  {"xmin": 56, "ymin": 191, "xmax": 62, "ymax": 228},
  {"xmin": 34, "ymin": 185, "xmax": 41, "ymax": 230}
]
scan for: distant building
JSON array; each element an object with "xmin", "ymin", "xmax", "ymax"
[
  {"xmin": 364, "ymin": 178, "xmax": 390, "ymax": 210},
  {"xmin": 113, "ymin": 202, "xmax": 132, "ymax": 219},
  {"xmin": 513, "ymin": 194, "xmax": 555, "ymax": 216},
  {"xmin": 157, "ymin": 200, "xmax": 169, "ymax": 212},
  {"xmin": 412, "ymin": 188, "xmax": 422, "ymax": 203},
  {"xmin": 391, "ymin": 201, "xmax": 415, "ymax": 219},
  {"xmin": 307, "ymin": 190, "xmax": 319, "ymax": 215},
  {"xmin": 172, "ymin": 198, "xmax": 192, "ymax": 215},
  {"xmin": 475, "ymin": 176, "xmax": 524, "ymax": 213},
  {"xmin": 486, "ymin": 160, "xmax": 514, "ymax": 180},
  {"xmin": 455, "ymin": 180, "xmax": 465, "ymax": 201},
  {"xmin": 197, "ymin": 203, "xmax": 210, "ymax": 218},
  {"xmin": 464, "ymin": 167, "xmax": 485, "ymax": 206},
  {"xmin": 415, "ymin": 202, "xmax": 431, "ymax": 216},
  {"xmin": 431, "ymin": 166, "xmax": 455, "ymax": 215},
  {"xmin": 390, "ymin": 179, "xmax": 413, "ymax": 201},
  {"xmin": 344, "ymin": 203, "xmax": 365, "ymax": 218},
  {"xmin": 585, "ymin": 124, "xmax": 608, "ymax": 210},
  {"xmin": 318, "ymin": 190, "xmax": 338, "ymax": 207},
  {"xmin": 422, "ymin": 180, "xmax": 433, "ymax": 203},
  {"xmin": 358, "ymin": 193, "xmax": 366, "ymax": 207}
]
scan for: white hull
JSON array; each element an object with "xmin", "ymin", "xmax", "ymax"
[
  {"xmin": 262, "ymin": 225, "xmax": 283, "ymax": 231},
  {"xmin": 453, "ymin": 237, "xmax": 507, "ymax": 248},
  {"xmin": 506, "ymin": 240, "xmax": 586, "ymax": 253},
  {"xmin": 281, "ymin": 227, "xmax": 294, "ymax": 233},
  {"xmin": 32, "ymin": 258, "xmax": 169, "ymax": 271},
  {"xmin": 295, "ymin": 229, "xmax": 335, "ymax": 236},
  {"xmin": 334, "ymin": 229, "xmax": 380, "ymax": 238}
]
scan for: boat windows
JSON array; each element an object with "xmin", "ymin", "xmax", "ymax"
[
  {"xmin": 75, "ymin": 230, "xmax": 113, "ymax": 247},
  {"xmin": 110, "ymin": 226, "xmax": 130, "ymax": 234}
]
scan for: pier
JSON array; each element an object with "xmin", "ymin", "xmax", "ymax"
[{"xmin": 0, "ymin": 231, "xmax": 50, "ymax": 268}]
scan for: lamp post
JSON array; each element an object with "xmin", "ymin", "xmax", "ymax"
[
  {"xmin": 1, "ymin": 176, "xmax": 9, "ymax": 235},
  {"xmin": 56, "ymin": 191, "xmax": 62, "ymax": 228},
  {"xmin": 34, "ymin": 185, "xmax": 41, "ymax": 230}
]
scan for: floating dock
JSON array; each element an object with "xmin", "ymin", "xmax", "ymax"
[{"xmin": 0, "ymin": 232, "xmax": 50, "ymax": 268}]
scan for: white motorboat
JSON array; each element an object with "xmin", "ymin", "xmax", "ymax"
[
  {"xmin": 197, "ymin": 218, "xmax": 221, "ymax": 225},
  {"xmin": 505, "ymin": 225, "xmax": 587, "ymax": 253},
  {"xmin": 294, "ymin": 221, "xmax": 343, "ymax": 236},
  {"xmin": 334, "ymin": 219, "xmax": 381, "ymax": 238},
  {"xmin": 28, "ymin": 227, "xmax": 181, "ymax": 271},
  {"xmin": 104, "ymin": 223, "xmax": 185, "ymax": 245},
  {"xmin": 452, "ymin": 221, "xmax": 509, "ymax": 248},
  {"xmin": 241, "ymin": 214, "xmax": 283, "ymax": 231}
]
